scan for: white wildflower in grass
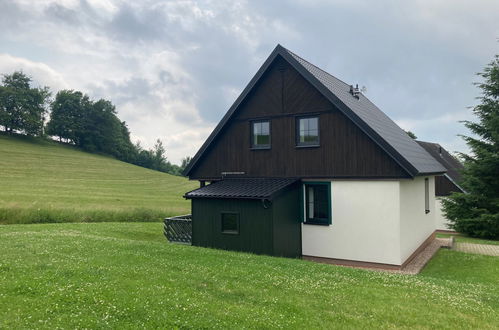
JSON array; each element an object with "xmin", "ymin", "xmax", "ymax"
[{"xmin": 0, "ymin": 222, "xmax": 498, "ymax": 329}]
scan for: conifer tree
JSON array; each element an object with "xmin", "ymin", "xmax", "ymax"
[{"xmin": 442, "ymin": 55, "xmax": 499, "ymax": 239}]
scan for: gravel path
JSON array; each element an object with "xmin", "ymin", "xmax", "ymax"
[{"xmin": 454, "ymin": 242, "xmax": 499, "ymax": 257}]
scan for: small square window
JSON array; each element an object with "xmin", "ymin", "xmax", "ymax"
[
  {"xmin": 297, "ymin": 117, "xmax": 319, "ymax": 146},
  {"xmin": 221, "ymin": 213, "xmax": 239, "ymax": 234},
  {"xmin": 251, "ymin": 120, "xmax": 270, "ymax": 149}
]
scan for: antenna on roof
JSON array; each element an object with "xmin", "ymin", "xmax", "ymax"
[{"xmin": 350, "ymin": 84, "xmax": 360, "ymax": 99}]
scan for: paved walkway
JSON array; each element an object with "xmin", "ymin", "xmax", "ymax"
[
  {"xmin": 454, "ymin": 242, "xmax": 499, "ymax": 257},
  {"xmin": 364, "ymin": 238, "xmax": 451, "ymax": 275},
  {"xmin": 325, "ymin": 238, "xmax": 498, "ymax": 275},
  {"xmin": 397, "ymin": 238, "xmax": 451, "ymax": 275}
]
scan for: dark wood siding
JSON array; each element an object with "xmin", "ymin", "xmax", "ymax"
[
  {"xmin": 190, "ymin": 56, "xmax": 407, "ymax": 180},
  {"xmin": 435, "ymin": 175, "xmax": 462, "ymax": 196}
]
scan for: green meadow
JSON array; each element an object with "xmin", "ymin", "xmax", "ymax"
[
  {"xmin": 0, "ymin": 222, "xmax": 498, "ymax": 329},
  {"xmin": 1, "ymin": 133, "xmax": 498, "ymax": 328},
  {"xmin": 0, "ymin": 134, "xmax": 198, "ymax": 224}
]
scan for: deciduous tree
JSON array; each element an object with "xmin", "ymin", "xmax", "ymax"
[
  {"xmin": 0, "ymin": 71, "xmax": 50, "ymax": 136},
  {"xmin": 46, "ymin": 90, "xmax": 90, "ymax": 144}
]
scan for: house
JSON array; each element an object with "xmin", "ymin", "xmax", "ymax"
[
  {"xmin": 182, "ymin": 45, "xmax": 446, "ymax": 269},
  {"xmin": 416, "ymin": 141, "xmax": 465, "ymax": 232}
]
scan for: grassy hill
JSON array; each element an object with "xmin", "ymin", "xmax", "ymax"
[
  {"xmin": 0, "ymin": 222, "xmax": 498, "ymax": 328},
  {"xmin": 0, "ymin": 134, "xmax": 198, "ymax": 224}
]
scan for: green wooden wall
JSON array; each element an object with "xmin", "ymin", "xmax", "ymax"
[
  {"xmin": 191, "ymin": 186, "xmax": 302, "ymax": 257},
  {"xmin": 272, "ymin": 187, "xmax": 302, "ymax": 257},
  {"xmin": 192, "ymin": 198, "xmax": 273, "ymax": 255}
]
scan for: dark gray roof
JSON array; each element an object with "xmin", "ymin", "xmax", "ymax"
[
  {"xmin": 184, "ymin": 44, "xmax": 446, "ymax": 177},
  {"xmin": 416, "ymin": 140, "xmax": 465, "ymax": 191},
  {"xmin": 184, "ymin": 178, "xmax": 298, "ymax": 200},
  {"xmin": 284, "ymin": 48, "xmax": 446, "ymax": 175}
]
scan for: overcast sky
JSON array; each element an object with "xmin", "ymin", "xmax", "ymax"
[{"xmin": 1, "ymin": 0, "xmax": 498, "ymax": 164}]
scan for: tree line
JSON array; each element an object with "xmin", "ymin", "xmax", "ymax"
[{"xmin": 0, "ymin": 71, "xmax": 190, "ymax": 176}]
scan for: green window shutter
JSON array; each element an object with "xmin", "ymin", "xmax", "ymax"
[{"xmin": 300, "ymin": 184, "xmax": 305, "ymax": 223}]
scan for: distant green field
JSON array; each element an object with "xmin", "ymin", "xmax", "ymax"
[
  {"xmin": 0, "ymin": 222, "xmax": 498, "ymax": 329},
  {"xmin": 0, "ymin": 134, "xmax": 198, "ymax": 224}
]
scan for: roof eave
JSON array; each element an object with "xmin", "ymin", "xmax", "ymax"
[
  {"xmin": 185, "ymin": 195, "xmax": 269, "ymax": 200},
  {"xmin": 444, "ymin": 173, "xmax": 467, "ymax": 194},
  {"xmin": 415, "ymin": 170, "xmax": 447, "ymax": 176}
]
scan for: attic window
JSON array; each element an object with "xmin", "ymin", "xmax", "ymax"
[
  {"xmin": 251, "ymin": 120, "xmax": 270, "ymax": 149},
  {"xmin": 296, "ymin": 116, "xmax": 319, "ymax": 147}
]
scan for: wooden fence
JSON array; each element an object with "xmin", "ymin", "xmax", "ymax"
[{"xmin": 164, "ymin": 215, "xmax": 192, "ymax": 244}]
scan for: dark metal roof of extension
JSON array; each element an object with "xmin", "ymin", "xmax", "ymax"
[
  {"xmin": 416, "ymin": 140, "xmax": 465, "ymax": 192},
  {"xmin": 184, "ymin": 44, "xmax": 446, "ymax": 177},
  {"xmin": 184, "ymin": 178, "xmax": 298, "ymax": 200}
]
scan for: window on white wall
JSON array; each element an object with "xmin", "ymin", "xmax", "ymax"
[
  {"xmin": 303, "ymin": 182, "xmax": 331, "ymax": 225},
  {"xmin": 424, "ymin": 178, "xmax": 430, "ymax": 214}
]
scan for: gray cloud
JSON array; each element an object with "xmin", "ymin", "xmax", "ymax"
[
  {"xmin": 44, "ymin": 2, "xmax": 80, "ymax": 24},
  {"xmin": 107, "ymin": 5, "xmax": 164, "ymax": 42},
  {"xmin": 0, "ymin": 0, "xmax": 497, "ymax": 163}
]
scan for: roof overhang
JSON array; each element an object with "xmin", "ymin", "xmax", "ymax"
[{"xmin": 184, "ymin": 177, "xmax": 299, "ymax": 200}]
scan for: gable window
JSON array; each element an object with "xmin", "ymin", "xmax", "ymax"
[
  {"xmin": 251, "ymin": 120, "xmax": 270, "ymax": 149},
  {"xmin": 303, "ymin": 182, "xmax": 331, "ymax": 225},
  {"xmin": 296, "ymin": 116, "xmax": 319, "ymax": 146},
  {"xmin": 221, "ymin": 213, "xmax": 239, "ymax": 234},
  {"xmin": 424, "ymin": 178, "xmax": 430, "ymax": 214}
]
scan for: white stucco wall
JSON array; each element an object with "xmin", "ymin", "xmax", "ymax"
[
  {"xmin": 399, "ymin": 176, "xmax": 436, "ymax": 263},
  {"xmin": 301, "ymin": 180, "xmax": 402, "ymax": 265},
  {"xmin": 435, "ymin": 197, "xmax": 452, "ymax": 231},
  {"xmin": 302, "ymin": 177, "xmax": 438, "ymax": 266}
]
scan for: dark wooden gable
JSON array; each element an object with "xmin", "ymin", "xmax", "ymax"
[
  {"xmin": 435, "ymin": 175, "xmax": 463, "ymax": 196},
  {"xmin": 189, "ymin": 56, "xmax": 408, "ymax": 180}
]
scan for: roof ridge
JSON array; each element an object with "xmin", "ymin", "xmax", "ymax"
[
  {"xmin": 416, "ymin": 140, "xmax": 464, "ymax": 170},
  {"xmin": 416, "ymin": 140, "xmax": 440, "ymax": 146}
]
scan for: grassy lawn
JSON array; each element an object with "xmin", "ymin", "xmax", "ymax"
[
  {"xmin": 0, "ymin": 134, "xmax": 198, "ymax": 224},
  {"xmin": 1, "ymin": 223, "xmax": 498, "ymax": 329},
  {"xmin": 436, "ymin": 233, "xmax": 499, "ymax": 246},
  {"xmin": 422, "ymin": 248, "xmax": 499, "ymax": 284}
]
